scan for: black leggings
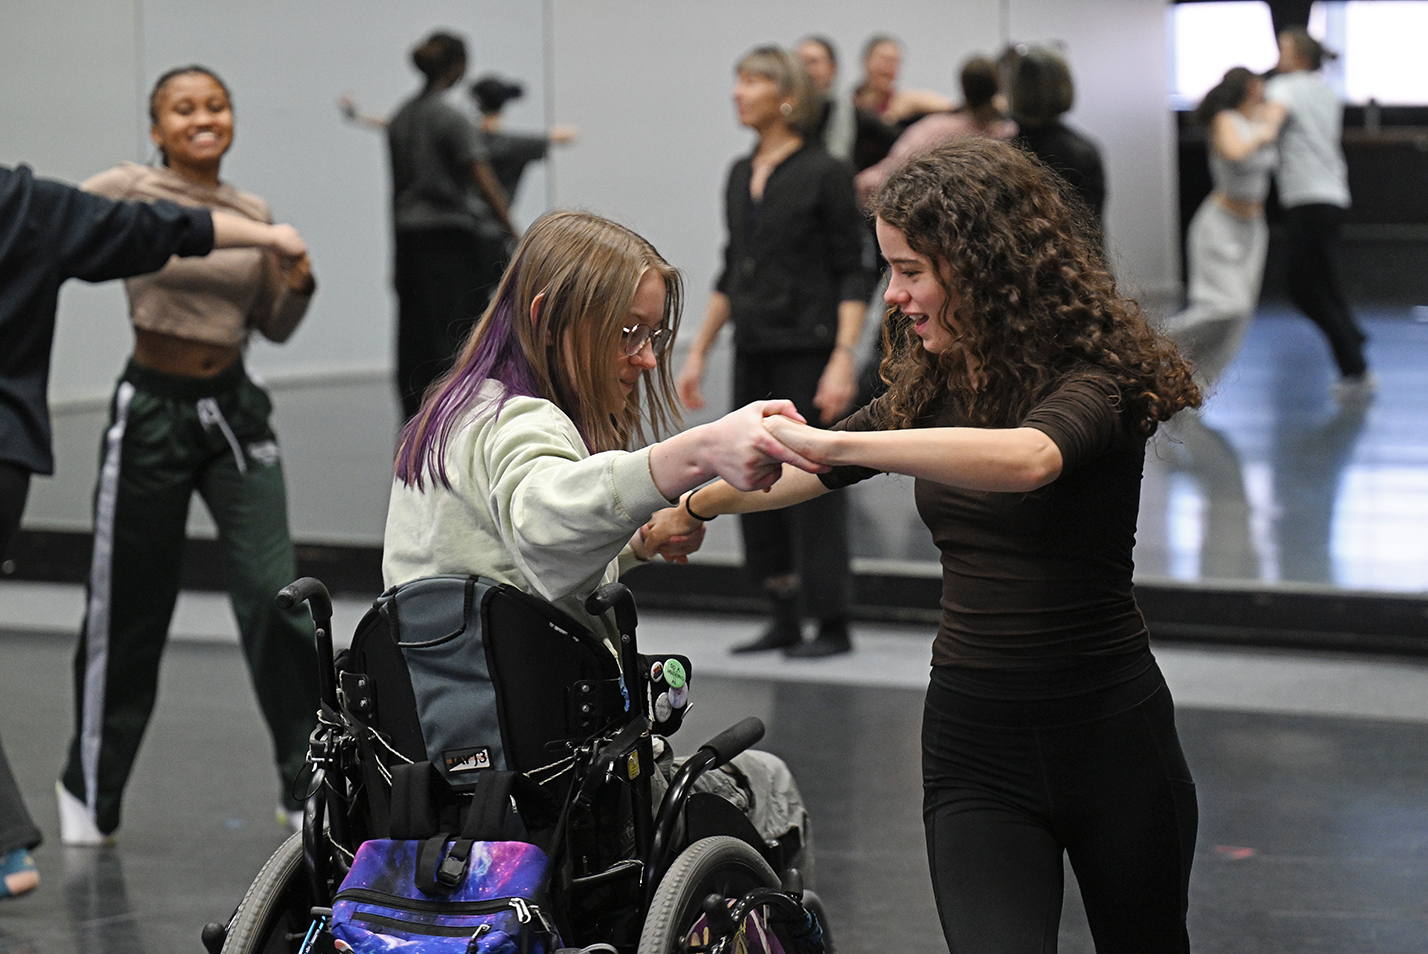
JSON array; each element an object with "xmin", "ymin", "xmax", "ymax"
[
  {"xmin": 922, "ymin": 663, "xmax": 1197, "ymax": 953},
  {"xmin": 1283, "ymin": 203, "xmax": 1368, "ymax": 378}
]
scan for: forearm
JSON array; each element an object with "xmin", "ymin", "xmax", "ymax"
[
  {"xmin": 686, "ymin": 466, "xmax": 830, "ymax": 517},
  {"xmin": 812, "ymin": 426, "xmax": 1062, "ymax": 491},
  {"xmin": 473, "ymin": 161, "xmax": 514, "ymax": 233},
  {"xmin": 211, "ymin": 212, "xmax": 284, "ymax": 250},
  {"xmin": 688, "ymin": 292, "xmax": 732, "ymax": 357},
  {"xmin": 834, "ymin": 299, "xmax": 866, "ymax": 353}
]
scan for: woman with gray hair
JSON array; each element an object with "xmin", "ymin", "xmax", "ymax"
[{"xmin": 676, "ymin": 46, "xmax": 874, "ymax": 657}]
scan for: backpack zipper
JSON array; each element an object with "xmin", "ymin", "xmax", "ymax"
[{"xmin": 335, "ymin": 887, "xmax": 541, "ymax": 920}]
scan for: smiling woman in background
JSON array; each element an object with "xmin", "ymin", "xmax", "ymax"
[{"xmin": 60, "ymin": 65, "xmax": 320, "ymax": 847}]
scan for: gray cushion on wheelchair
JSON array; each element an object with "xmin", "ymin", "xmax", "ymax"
[{"xmin": 381, "ymin": 576, "xmax": 508, "ymax": 782}]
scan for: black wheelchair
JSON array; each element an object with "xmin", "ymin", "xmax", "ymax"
[{"xmin": 204, "ymin": 575, "xmax": 829, "ymax": 954}]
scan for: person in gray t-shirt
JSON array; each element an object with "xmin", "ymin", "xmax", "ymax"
[
  {"xmin": 1265, "ymin": 28, "xmax": 1372, "ymax": 397},
  {"xmin": 386, "ymin": 31, "xmax": 515, "ymax": 421}
]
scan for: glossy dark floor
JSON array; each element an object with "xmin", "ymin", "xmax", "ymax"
[{"xmin": 1, "ymin": 626, "xmax": 1426, "ymax": 954}]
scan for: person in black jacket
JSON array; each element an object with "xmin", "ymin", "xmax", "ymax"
[
  {"xmin": 676, "ymin": 46, "xmax": 874, "ymax": 657},
  {"xmin": 0, "ymin": 162, "xmax": 306, "ymax": 888},
  {"xmin": 1008, "ymin": 45, "xmax": 1106, "ymax": 235}
]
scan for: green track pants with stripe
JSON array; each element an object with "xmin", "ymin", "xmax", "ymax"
[{"xmin": 61, "ymin": 359, "xmax": 319, "ymax": 835}]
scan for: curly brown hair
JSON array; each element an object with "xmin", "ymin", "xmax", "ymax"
[{"xmin": 867, "ymin": 137, "xmax": 1200, "ymax": 436}]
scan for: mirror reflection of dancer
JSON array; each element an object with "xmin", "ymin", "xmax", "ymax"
[
  {"xmin": 468, "ymin": 76, "xmax": 577, "ymax": 206},
  {"xmin": 1163, "ymin": 67, "xmax": 1286, "ymax": 388},
  {"xmin": 676, "ymin": 47, "xmax": 874, "ymax": 658},
  {"xmin": 383, "ymin": 210, "xmax": 817, "ymax": 858},
  {"xmin": 1, "ymin": 161, "xmax": 308, "ymax": 895},
  {"xmin": 1266, "ymin": 28, "xmax": 1374, "ymax": 400},
  {"xmin": 59, "ymin": 66, "xmax": 321, "ymax": 846},
  {"xmin": 387, "ymin": 31, "xmax": 516, "ymax": 422},
  {"xmin": 648, "ymin": 139, "xmax": 1204, "ymax": 952},
  {"xmin": 851, "ymin": 35, "xmax": 956, "ymax": 172}
]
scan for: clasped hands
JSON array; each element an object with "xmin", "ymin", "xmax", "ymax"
[{"xmin": 633, "ymin": 404, "xmax": 837, "ymax": 564}]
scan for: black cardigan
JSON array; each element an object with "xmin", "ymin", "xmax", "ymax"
[
  {"xmin": 716, "ymin": 143, "xmax": 873, "ymax": 354},
  {"xmin": 0, "ymin": 164, "xmax": 214, "ymax": 474}
]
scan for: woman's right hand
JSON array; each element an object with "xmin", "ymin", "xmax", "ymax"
[
  {"xmin": 700, "ymin": 400, "xmax": 828, "ymax": 491},
  {"xmin": 676, "ymin": 352, "xmax": 706, "ymax": 409},
  {"xmin": 267, "ymin": 223, "xmax": 308, "ymax": 261}
]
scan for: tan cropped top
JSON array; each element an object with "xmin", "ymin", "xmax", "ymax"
[{"xmin": 81, "ymin": 163, "xmax": 312, "ymax": 346}]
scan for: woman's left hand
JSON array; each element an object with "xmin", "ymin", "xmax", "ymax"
[
  {"xmin": 637, "ymin": 508, "xmax": 707, "ymax": 563},
  {"xmin": 280, "ymin": 253, "xmax": 316, "ymax": 293},
  {"xmin": 763, "ymin": 415, "xmax": 840, "ymax": 466},
  {"xmin": 814, "ymin": 349, "xmax": 857, "ymax": 424}
]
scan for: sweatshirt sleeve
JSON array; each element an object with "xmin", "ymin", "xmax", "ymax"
[
  {"xmin": 481, "ymin": 400, "xmax": 673, "ymax": 603},
  {"xmin": 52, "ymin": 167, "xmax": 214, "ymax": 283}
]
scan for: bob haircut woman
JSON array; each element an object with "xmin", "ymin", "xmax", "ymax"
[
  {"xmin": 734, "ymin": 46, "xmax": 817, "ymax": 133},
  {"xmin": 647, "ymin": 138, "xmax": 1203, "ymax": 951}
]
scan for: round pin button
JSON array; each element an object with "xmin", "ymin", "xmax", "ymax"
[{"xmin": 662, "ymin": 658, "xmax": 687, "ymax": 689}]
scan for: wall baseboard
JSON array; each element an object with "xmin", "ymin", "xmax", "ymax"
[{"xmin": 6, "ymin": 529, "xmax": 1425, "ymax": 657}]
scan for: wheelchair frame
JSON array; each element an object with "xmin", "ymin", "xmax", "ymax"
[{"xmin": 205, "ymin": 577, "xmax": 828, "ymax": 954}]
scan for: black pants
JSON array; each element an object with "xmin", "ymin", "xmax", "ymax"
[
  {"xmin": 1283, "ymin": 203, "xmax": 1368, "ymax": 378},
  {"xmin": 732, "ymin": 349, "xmax": 852, "ymax": 618},
  {"xmin": 0, "ymin": 463, "xmax": 42, "ymax": 856},
  {"xmin": 394, "ymin": 227, "xmax": 508, "ymax": 421},
  {"xmin": 0, "ymin": 460, "xmax": 30, "ymax": 559},
  {"xmin": 922, "ymin": 662, "xmax": 1197, "ymax": 953}
]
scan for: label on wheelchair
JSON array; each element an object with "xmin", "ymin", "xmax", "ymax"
[{"xmin": 444, "ymin": 746, "xmax": 494, "ymax": 775}]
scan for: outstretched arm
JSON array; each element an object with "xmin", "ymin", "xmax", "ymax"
[
  {"xmin": 210, "ymin": 212, "xmax": 307, "ymax": 259},
  {"xmin": 640, "ymin": 465, "xmax": 830, "ymax": 561},
  {"xmin": 763, "ymin": 416, "xmax": 1062, "ymax": 491}
]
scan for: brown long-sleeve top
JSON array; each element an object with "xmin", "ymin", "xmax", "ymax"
[{"xmin": 82, "ymin": 162, "xmax": 312, "ymax": 346}]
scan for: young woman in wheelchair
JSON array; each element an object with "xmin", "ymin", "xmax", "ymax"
[
  {"xmin": 380, "ymin": 208, "xmax": 815, "ymax": 875},
  {"xmin": 645, "ymin": 138, "xmax": 1204, "ymax": 953}
]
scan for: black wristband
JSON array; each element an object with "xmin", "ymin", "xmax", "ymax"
[{"xmin": 684, "ymin": 491, "xmax": 717, "ymax": 522}]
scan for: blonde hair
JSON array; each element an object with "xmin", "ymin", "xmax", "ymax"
[{"xmin": 396, "ymin": 211, "xmax": 684, "ymax": 487}]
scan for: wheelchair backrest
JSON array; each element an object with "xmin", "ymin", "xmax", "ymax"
[{"xmin": 339, "ymin": 576, "xmax": 626, "ymax": 787}]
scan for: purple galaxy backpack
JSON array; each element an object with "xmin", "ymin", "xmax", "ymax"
[{"xmin": 328, "ymin": 765, "xmax": 561, "ymax": 954}]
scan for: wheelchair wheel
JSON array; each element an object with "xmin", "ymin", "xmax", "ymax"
[
  {"xmin": 220, "ymin": 833, "xmax": 315, "ymax": 954},
  {"xmin": 637, "ymin": 835, "xmax": 781, "ymax": 953}
]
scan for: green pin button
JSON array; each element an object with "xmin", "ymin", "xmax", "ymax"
[{"xmin": 662, "ymin": 658, "xmax": 687, "ymax": 689}]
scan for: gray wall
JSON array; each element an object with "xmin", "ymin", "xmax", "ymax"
[{"xmin": 4, "ymin": 0, "xmax": 1177, "ymax": 551}]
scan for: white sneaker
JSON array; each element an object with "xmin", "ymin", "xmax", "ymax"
[
  {"xmin": 1332, "ymin": 372, "xmax": 1378, "ymax": 404},
  {"xmin": 56, "ymin": 782, "xmax": 114, "ymax": 847}
]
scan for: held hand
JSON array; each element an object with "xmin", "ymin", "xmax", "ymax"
[
  {"xmin": 703, "ymin": 401, "xmax": 827, "ymax": 492},
  {"xmin": 813, "ymin": 350, "xmax": 857, "ymax": 424},
  {"xmin": 280, "ymin": 253, "xmax": 316, "ymax": 293},
  {"xmin": 675, "ymin": 353, "xmax": 706, "ymax": 410},
  {"xmin": 640, "ymin": 507, "xmax": 708, "ymax": 563},
  {"xmin": 762, "ymin": 414, "xmax": 840, "ymax": 467},
  {"xmin": 267, "ymin": 223, "xmax": 308, "ymax": 260}
]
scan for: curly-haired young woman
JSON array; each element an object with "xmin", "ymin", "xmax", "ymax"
[{"xmin": 646, "ymin": 137, "xmax": 1204, "ymax": 952}]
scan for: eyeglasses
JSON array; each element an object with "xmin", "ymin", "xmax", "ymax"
[{"xmin": 620, "ymin": 324, "xmax": 669, "ymax": 357}]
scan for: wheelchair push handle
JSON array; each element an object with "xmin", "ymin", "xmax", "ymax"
[
  {"xmin": 699, "ymin": 716, "xmax": 765, "ymax": 770},
  {"xmin": 276, "ymin": 576, "xmax": 338, "ymax": 712},
  {"xmin": 583, "ymin": 582, "xmax": 638, "ymax": 635},
  {"xmin": 277, "ymin": 576, "xmax": 333, "ymax": 622}
]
